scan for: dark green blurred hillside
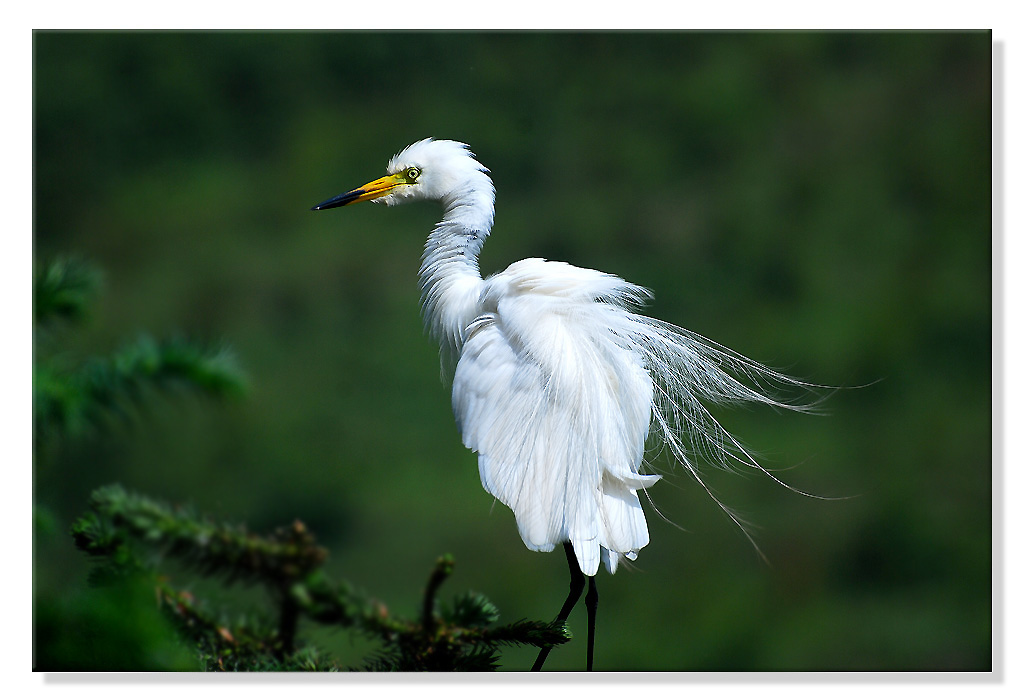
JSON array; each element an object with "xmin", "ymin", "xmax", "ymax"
[{"xmin": 33, "ymin": 31, "xmax": 991, "ymax": 671}]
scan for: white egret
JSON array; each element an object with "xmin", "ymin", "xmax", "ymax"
[{"xmin": 313, "ymin": 138, "xmax": 818, "ymax": 671}]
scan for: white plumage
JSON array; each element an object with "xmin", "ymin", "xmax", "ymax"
[
  {"xmin": 453, "ymin": 259, "xmax": 659, "ymax": 576},
  {"xmin": 312, "ymin": 138, "xmax": 815, "ymax": 578}
]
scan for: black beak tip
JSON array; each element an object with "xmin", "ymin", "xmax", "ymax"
[{"xmin": 311, "ymin": 189, "xmax": 362, "ymax": 211}]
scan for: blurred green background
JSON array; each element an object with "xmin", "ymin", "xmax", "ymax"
[{"xmin": 33, "ymin": 31, "xmax": 991, "ymax": 671}]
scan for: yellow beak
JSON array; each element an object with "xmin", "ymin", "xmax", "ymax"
[{"xmin": 311, "ymin": 173, "xmax": 405, "ymax": 211}]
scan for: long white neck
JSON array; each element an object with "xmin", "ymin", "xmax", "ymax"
[{"xmin": 418, "ymin": 171, "xmax": 494, "ymax": 363}]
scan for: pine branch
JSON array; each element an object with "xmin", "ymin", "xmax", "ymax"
[
  {"xmin": 359, "ymin": 555, "xmax": 571, "ymax": 671},
  {"xmin": 290, "ymin": 568, "xmax": 404, "ymax": 639},
  {"xmin": 35, "ymin": 335, "xmax": 247, "ymax": 441},
  {"xmin": 73, "ymin": 485, "xmax": 326, "ymax": 586},
  {"xmin": 422, "ymin": 553, "xmax": 454, "ymax": 635},
  {"xmin": 76, "ymin": 334, "xmax": 248, "ymax": 422},
  {"xmin": 72, "ymin": 485, "xmax": 395, "ymax": 660},
  {"xmin": 34, "ymin": 257, "xmax": 101, "ymax": 326},
  {"xmin": 100, "ymin": 335, "xmax": 248, "ymax": 399},
  {"xmin": 71, "ymin": 485, "xmax": 572, "ymax": 671},
  {"xmin": 34, "ymin": 257, "xmax": 247, "ymax": 444},
  {"xmin": 462, "ymin": 618, "xmax": 572, "ymax": 649},
  {"xmin": 157, "ymin": 583, "xmax": 344, "ymax": 671}
]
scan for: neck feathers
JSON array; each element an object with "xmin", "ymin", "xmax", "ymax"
[{"xmin": 418, "ymin": 170, "xmax": 494, "ymax": 363}]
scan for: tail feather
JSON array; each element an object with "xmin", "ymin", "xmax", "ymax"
[{"xmin": 614, "ymin": 311, "xmax": 825, "ymax": 556}]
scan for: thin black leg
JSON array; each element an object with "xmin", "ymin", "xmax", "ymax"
[
  {"xmin": 532, "ymin": 542, "xmax": 585, "ymax": 671},
  {"xmin": 585, "ymin": 575, "xmax": 598, "ymax": 671}
]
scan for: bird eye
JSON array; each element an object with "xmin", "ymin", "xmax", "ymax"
[{"xmin": 405, "ymin": 167, "xmax": 421, "ymax": 182}]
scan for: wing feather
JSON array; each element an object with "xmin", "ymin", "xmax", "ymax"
[
  {"xmin": 450, "ymin": 258, "xmax": 818, "ymax": 575},
  {"xmin": 452, "ymin": 260, "xmax": 660, "ymax": 576}
]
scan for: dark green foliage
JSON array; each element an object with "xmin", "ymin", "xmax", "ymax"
[
  {"xmin": 34, "ymin": 574, "xmax": 198, "ymax": 671},
  {"xmin": 72, "ymin": 484, "xmax": 326, "ymax": 585},
  {"xmin": 34, "ymin": 257, "xmax": 101, "ymax": 325},
  {"xmin": 32, "ymin": 256, "xmax": 256, "ymax": 670},
  {"xmin": 88, "ymin": 334, "xmax": 248, "ymax": 404},
  {"xmin": 72, "ymin": 486, "xmax": 570, "ymax": 671},
  {"xmin": 359, "ymin": 554, "xmax": 569, "ymax": 672},
  {"xmin": 33, "ymin": 259, "xmax": 247, "ymax": 442},
  {"xmin": 35, "ymin": 332, "xmax": 247, "ymax": 441}
]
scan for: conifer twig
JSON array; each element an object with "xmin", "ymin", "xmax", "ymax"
[{"xmin": 72, "ymin": 484, "xmax": 571, "ymax": 671}]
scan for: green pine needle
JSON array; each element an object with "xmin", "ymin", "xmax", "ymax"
[
  {"xmin": 34, "ymin": 257, "xmax": 101, "ymax": 326},
  {"xmin": 72, "ymin": 484, "xmax": 571, "ymax": 672},
  {"xmin": 35, "ymin": 335, "xmax": 247, "ymax": 441}
]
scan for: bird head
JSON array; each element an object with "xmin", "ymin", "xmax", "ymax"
[{"xmin": 311, "ymin": 138, "xmax": 490, "ymax": 211}]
